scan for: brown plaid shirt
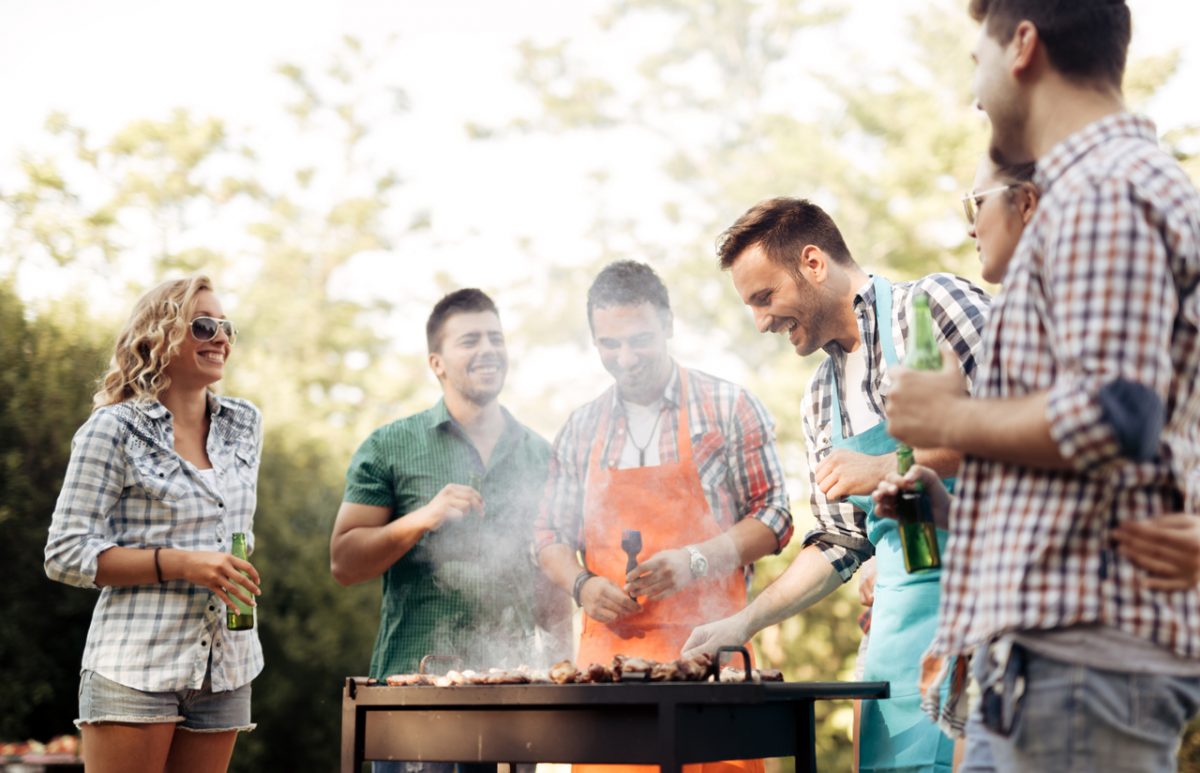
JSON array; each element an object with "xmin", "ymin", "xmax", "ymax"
[{"xmin": 931, "ymin": 113, "xmax": 1200, "ymax": 661}]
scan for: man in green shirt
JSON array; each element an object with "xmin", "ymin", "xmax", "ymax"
[{"xmin": 330, "ymin": 288, "xmax": 568, "ymax": 682}]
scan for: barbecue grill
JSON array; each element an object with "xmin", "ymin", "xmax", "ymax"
[{"xmin": 341, "ymin": 654, "xmax": 888, "ymax": 773}]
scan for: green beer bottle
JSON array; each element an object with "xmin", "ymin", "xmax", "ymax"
[
  {"xmin": 895, "ymin": 293, "xmax": 942, "ymax": 573},
  {"xmin": 227, "ymin": 532, "xmax": 255, "ymax": 630}
]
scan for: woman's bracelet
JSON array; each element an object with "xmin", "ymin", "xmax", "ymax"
[
  {"xmin": 153, "ymin": 547, "xmax": 165, "ymax": 584},
  {"xmin": 572, "ymin": 569, "xmax": 596, "ymax": 606}
]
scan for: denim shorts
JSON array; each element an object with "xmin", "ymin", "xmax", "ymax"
[{"xmin": 76, "ymin": 669, "xmax": 255, "ymax": 733}]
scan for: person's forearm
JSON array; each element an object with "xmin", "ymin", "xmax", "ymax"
[
  {"xmin": 693, "ymin": 519, "xmax": 778, "ymax": 577},
  {"xmin": 330, "ymin": 509, "xmax": 432, "ymax": 586},
  {"xmin": 912, "ymin": 447, "xmax": 962, "ymax": 479},
  {"xmin": 94, "ymin": 546, "xmax": 164, "ymax": 587},
  {"xmin": 740, "ymin": 544, "xmax": 843, "ymax": 634},
  {"xmin": 942, "ymin": 391, "xmax": 1069, "ymax": 469},
  {"xmin": 538, "ymin": 542, "xmax": 585, "ymax": 596}
]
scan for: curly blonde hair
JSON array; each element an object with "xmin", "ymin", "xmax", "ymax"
[{"xmin": 94, "ymin": 275, "xmax": 215, "ymax": 408}]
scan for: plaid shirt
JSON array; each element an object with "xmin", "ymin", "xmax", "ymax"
[
  {"xmin": 802, "ymin": 274, "xmax": 991, "ymax": 581},
  {"xmin": 931, "ymin": 113, "xmax": 1200, "ymax": 661},
  {"xmin": 535, "ymin": 364, "xmax": 793, "ymax": 571},
  {"xmin": 45, "ymin": 395, "xmax": 264, "ymax": 692}
]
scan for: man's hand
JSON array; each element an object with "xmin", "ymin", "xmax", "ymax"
[
  {"xmin": 1113, "ymin": 514, "xmax": 1200, "ymax": 591},
  {"xmin": 871, "ymin": 465, "xmax": 952, "ymax": 530},
  {"xmin": 886, "ymin": 344, "xmax": 970, "ymax": 449},
  {"xmin": 419, "ymin": 484, "xmax": 484, "ymax": 531},
  {"xmin": 857, "ymin": 556, "xmax": 877, "ymax": 608},
  {"xmin": 625, "ymin": 548, "xmax": 692, "ymax": 601},
  {"xmin": 681, "ymin": 611, "xmax": 750, "ymax": 658},
  {"xmin": 580, "ymin": 575, "xmax": 641, "ymax": 623},
  {"xmin": 816, "ymin": 450, "xmax": 895, "ymax": 500}
]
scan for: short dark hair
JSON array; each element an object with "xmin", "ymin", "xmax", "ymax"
[
  {"xmin": 586, "ymin": 261, "xmax": 671, "ymax": 331},
  {"xmin": 426, "ymin": 288, "xmax": 499, "ymax": 353},
  {"xmin": 969, "ymin": 0, "xmax": 1130, "ymax": 88},
  {"xmin": 994, "ymin": 159, "xmax": 1037, "ymax": 186},
  {"xmin": 716, "ymin": 197, "xmax": 854, "ymax": 275}
]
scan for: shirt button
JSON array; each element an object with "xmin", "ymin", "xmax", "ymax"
[
  {"xmin": 201, "ymin": 640, "xmax": 208, "ymax": 647},
  {"xmin": 218, "ymin": 502, "xmax": 224, "ymax": 508},
  {"xmin": 215, "ymin": 641, "xmax": 222, "ymax": 648},
  {"xmin": 209, "ymin": 605, "xmax": 216, "ymax": 612}
]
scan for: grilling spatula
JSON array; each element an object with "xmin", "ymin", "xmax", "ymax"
[{"xmin": 621, "ymin": 529, "xmax": 642, "ymax": 575}]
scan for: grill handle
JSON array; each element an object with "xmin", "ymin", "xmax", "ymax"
[
  {"xmin": 418, "ymin": 654, "xmax": 464, "ymax": 675},
  {"xmin": 715, "ymin": 645, "xmax": 753, "ymax": 683}
]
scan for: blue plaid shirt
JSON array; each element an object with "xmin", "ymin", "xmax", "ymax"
[{"xmin": 45, "ymin": 394, "xmax": 264, "ymax": 692}]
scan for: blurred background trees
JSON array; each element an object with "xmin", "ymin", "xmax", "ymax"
[{"xmin": 1, "ymin": 0, "xmax": 1195, "ymax": 771}]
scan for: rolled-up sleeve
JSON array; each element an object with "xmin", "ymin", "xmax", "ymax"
[
  {"xmin": 534, "ymin": 412, "xmax": 588, "ymax": 554},
  {"xmin": 728, "ymin": 389, "xmax": 792, "ymax": 550},
  {"xmin": 45, "ymin": 410, "xmax": 125, "ymax": 589},
  {"xmin": 1043, "ymin": 180, "xmax": 1176, "ymax": 474},
  {"xmin": 798, "ymin": 372, "xmax": 873, "ymax": 582}
]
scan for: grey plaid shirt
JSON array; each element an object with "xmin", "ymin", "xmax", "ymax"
[
  {"xmin": 801, "ymin": 273, "xmax": 991, "ymax": 581},
  {"xmin": 45, "ymin": 394, "xmax": 264, "ymax": 692}
]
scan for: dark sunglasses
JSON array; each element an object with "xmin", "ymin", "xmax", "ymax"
[{"xmin": 190, "ymin": 316, "xmax": 238, "ymax": 344}]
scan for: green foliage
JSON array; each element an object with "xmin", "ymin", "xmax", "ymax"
[{"xmin": 0, "ymin": 284, "xmax": 108, "ymax": 740}]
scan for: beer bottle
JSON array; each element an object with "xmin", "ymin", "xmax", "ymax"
[
  {"xmin": 895, "ymin": 293, "xmax": 942, "ymax": 573},
  {"xmin": 227, "ymin": 532, "xmax": 255, "ymax": 630}
]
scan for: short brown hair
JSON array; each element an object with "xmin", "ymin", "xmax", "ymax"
[
  {"xmin": 586, "ymin": 260, "xmax": 671, "ymax": 332},
  {"xmin": 426, "ymin": 288, "xmax": 499, "ymax": 353},
  {"xmin": 716, "ymin": 197, "xmax": 854, "ymax": 274},
  {"xmin": 969, "ymin": 0, "xmax": 1130, "ymax": 89}
]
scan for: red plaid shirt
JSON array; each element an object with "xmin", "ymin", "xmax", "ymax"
[
  {"xmin": 534, "ymin": 364, "xmax": 793, "ymax": 575},
  {"xmin": 931, "ymin": 113, "xmax": 1200, "ymax": 661}
]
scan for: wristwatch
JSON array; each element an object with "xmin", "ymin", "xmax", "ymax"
[{"xmin": 685, "ymin": 545, "xmax": 709, "ymax": 579}]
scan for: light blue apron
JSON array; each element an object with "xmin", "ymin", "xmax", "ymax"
[{"xmin": 830, "ymin": 276, "xmax": 953, "ymax": 773}]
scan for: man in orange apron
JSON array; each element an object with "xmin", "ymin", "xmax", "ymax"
[{"xmin": 535, "ymin": 260, "xmax": 794, "ymax": 773}]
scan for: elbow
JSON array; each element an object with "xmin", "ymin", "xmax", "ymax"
[{"xmin": 329, "ymin": 557, "xmax": 356, "ymax": 587}]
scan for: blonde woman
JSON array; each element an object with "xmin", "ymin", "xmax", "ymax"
[{"xmin": 45, "ymin": 276, "xmax": 263, "ymax": 773}]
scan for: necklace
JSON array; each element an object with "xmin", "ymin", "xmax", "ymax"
[{"xmin": 625, "ymin": 407, "xmax": 664, "ymax": 467}]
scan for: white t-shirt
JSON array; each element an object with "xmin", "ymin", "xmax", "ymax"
[
  {"xmin": 618, "ymin": 398, "xmax": 665, "ymax": 469},
  {"xmin": 842, "ymin": 342, "xmax": 881, "ymax": 436}
]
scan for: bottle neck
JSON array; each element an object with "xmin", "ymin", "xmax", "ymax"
[{"xmin": 905, "ymin": 296, "xmax": 940, "ymax": 370}]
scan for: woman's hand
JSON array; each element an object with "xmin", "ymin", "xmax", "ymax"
[
  {"xmin": 1113, "ymin": 514, "xmax": 1200, "ymax": 591},
  {"xmin": 166, "ymin": 548, "xmax": 261, "ymax": 610},
  {"xmin": 871, "ymin": 464, "xmax": 952, "ymax": 530}
]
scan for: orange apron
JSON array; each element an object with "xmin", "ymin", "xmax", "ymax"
[{"xmin": 575, "ymin": 369, "xmax": 764, "ymax": 773}]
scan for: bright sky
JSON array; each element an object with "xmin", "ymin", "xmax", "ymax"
[{"xmin": 1, "ymin": 0, "xmax": 1196, "ymax": 360}]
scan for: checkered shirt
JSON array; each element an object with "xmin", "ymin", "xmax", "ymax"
[
  {"xmin": 535, "ymin": 364, "xmax": 793, "ymax": 572},
  {"xmin": 45, "ymin": 395, "xmax": 265, "ymax": 692},
  {"xmin": 802, "ymin": 274, "xmax": 991, "ymax": 580},
  {"xmin": 930, "ymin": 113, "xmax": 1200, "ymax": 661}
]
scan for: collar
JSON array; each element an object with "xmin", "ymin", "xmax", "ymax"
[
  {"xmin": 1034, "ymin": 112, "xmax": 1157, "ymax": 193},
  {"xmin": 430, "ymin": 398, "xmax": 520, "ymax": 437},
  {"xmin": 607, "ymin": 360, "xmax": 682, "ymax": 416}
]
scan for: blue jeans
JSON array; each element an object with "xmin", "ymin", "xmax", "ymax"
[{"xmin": 960, "ymin": 644, "xmax": 1200, "ymax": 772}]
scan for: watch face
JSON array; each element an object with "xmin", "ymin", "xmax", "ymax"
[{"xmin": 690, "ymin": 549, "xmax": 708, "ymax": 577}]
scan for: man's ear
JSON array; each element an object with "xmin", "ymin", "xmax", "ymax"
[
  {"xmin": 801, "ymin": 244, "xmax": 829, "ymax": 284},
  {"xmin": 428, "ymin": 351, "xmax": 445, "ymax": 381},
  {"xmin": 1010, "ymin": 20, "xmax": 1040, "ymax": 78}
]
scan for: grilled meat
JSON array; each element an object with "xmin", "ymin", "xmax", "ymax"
[{"xmin": 549, "ymin": 659, "xmax": 581, "ymax": 685}]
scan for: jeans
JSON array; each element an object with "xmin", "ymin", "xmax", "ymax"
[
  {"xmin": 76, "ymin": 669, "xmax": 254, "ymax": 732},
  {"xmin": 960, "ymin": 643, "xmax": 1200, "ymax": 772}
]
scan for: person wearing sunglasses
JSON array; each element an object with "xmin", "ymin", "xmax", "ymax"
[
  {"xmin": 45, "ymin": 275, "xmax": 263, "ymax": 773},
  {"xmin": 875, "ymin": 154, "xmax": 1200, "ymax": 764}
]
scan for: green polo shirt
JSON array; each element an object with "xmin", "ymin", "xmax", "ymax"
[{"xmin": 344, "ymin": 400, "xmax": 551, "ymax": 678}]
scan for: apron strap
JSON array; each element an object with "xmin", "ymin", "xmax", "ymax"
[{"xmin": 830, "ymin": 276, "xmax": 897, "ymax": 444}]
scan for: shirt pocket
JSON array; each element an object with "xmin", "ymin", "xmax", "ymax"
[
  {"xmin": 127, "ymin": 451, "xmax": 188, "ymax": 502},
  {"xmin": 692, "ymin": 430, "xmax": 730, "ymax": 490},
  {"xmin": 232, "ymin": 443, "xmax": 259, "ymax": 491}
]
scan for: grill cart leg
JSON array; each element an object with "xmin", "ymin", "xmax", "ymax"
[{"xmin": 795, "ymin": 701, "xmax": 817, "ymax": 773}]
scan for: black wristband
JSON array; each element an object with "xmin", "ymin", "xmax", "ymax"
[
  {"xmin": 572, "ymin": 570, "xmax": 596, "ymax": 606},
  {"xmin": 153, "ymin": 547, "xmax": 164, "ymax": 584}
]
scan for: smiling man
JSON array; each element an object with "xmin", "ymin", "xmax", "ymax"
[
  {"xmin": 682, "ymin": 198, "xmax": 989, "ymax": 772},
  {"xmin": 535, "ymin": 260, "xmax": 791, "ymax": 773},
  {"xmin": 330, "ymin": 289, "xmax": 569, "ymax": 773}
]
